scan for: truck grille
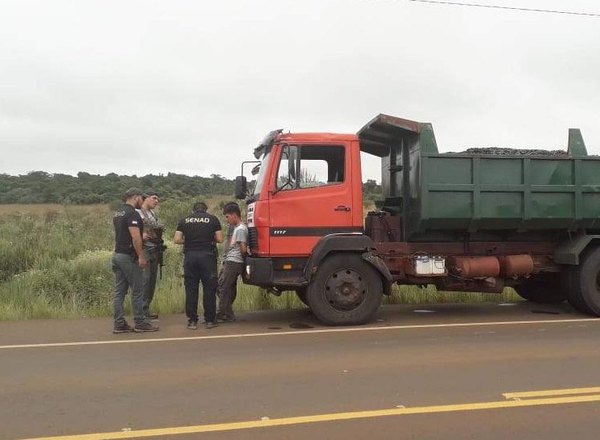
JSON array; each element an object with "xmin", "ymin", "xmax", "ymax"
[{"xmin": 248, "ymin": 227, "xmax": 259, "ymax": 252}]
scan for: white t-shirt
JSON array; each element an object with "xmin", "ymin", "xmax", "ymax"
[{"xmin": 224, "ymin": 223, "xmax": 248, "ymax": 263}]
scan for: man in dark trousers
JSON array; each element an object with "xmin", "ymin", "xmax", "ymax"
[
  {"xmin": 137, "ymin": 191, "xmax": 162, "ymax": 320},
  {"xmin": 174, "ymin": 201, "xmax": 223, "ymax": 329},
  {"xmin": 112, "ymin": 188, "xmax": 159, "ymax": 333},
  {"xmin": 217, "ymin": 202, "xmax": 248, "ymax": 322}
]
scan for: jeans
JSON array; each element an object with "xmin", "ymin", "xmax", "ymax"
[
  {"xmin": 142, "ymin": 248, "xmax": 159, "ymax": 315},
  {"xmin": 111, "ymin": 252, "xmax": 145, "ymax": 326},
  {"xmin": 217, "ymin": 261, "xmax": 244, "ymax": 317},
  {"xmin": 184, "ymin": 250, "xmax": 218, "ymax": 323}
]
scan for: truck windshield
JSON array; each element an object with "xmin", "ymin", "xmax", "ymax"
[{"xmin": 249, "ymin": 151, "xmax": 270, "ymax": 201}]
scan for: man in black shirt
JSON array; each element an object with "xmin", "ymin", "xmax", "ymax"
[
  {"xmin": 174, "ymin": 201, "xmax": 223, "ymax": 329},
  {"xmin": 112, "ymin": 188, "xmax": 159, "ymax": 333}
]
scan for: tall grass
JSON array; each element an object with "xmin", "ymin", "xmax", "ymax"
[{"xmin": 0, "ymin": 202, "xmax": 519, "ymax": 321}]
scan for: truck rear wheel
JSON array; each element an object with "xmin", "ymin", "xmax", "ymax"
[
  {"xmin": 567, "ymin": 247, "xmax": 600, "ymax": 316},
  {"xmin": 514, "ymin": 274, "xmax": 567, "ymax": 304},
  {"xmin": 306, "ymin": 253, "xmax": 383, "ymax": 326},
  {"xmin": 565, "ymin": 266, "xmax": 592, "ymax": 314}
]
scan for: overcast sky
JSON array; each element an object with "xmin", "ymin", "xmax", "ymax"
[{"xmin": 1, "ymin": 0, "xmax": 599, "ymax": 181}]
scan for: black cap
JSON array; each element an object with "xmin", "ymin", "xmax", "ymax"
[{"xmin": 123, "ymin": 187, "xmax": 143, "ymax": 201}]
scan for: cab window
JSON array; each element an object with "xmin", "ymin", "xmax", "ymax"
[{"xmin": 276, "ymin": 145, "xmax": 345, "ymax": 191}]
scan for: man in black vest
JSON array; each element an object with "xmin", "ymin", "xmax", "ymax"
[
  {"xmin": 174, "ymin": 201, "xmax": 223, "ymax": 329},
  {"xmin": 112, "ymin": 188, "xmax": 159, "ymax": 333}
]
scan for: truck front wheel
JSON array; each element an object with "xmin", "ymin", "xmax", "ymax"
[
  {"xmin": 307, "ymin": 253, "xmax": 383, "ymax": 325},
  {"xmin": 568, "ymin": 246, "xmax": 600, "ymax": 316}
]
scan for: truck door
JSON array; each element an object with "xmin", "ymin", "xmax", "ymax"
[{"xmin": 268, "ymin": 143, "xmax": 360, "ymax": 256}]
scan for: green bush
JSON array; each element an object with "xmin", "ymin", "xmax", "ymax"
[
  {"xmin": 0, "ymin": 203, "xmax": 288, "ymax": 320},
  {"xmin": 1, "ymin": 250, "xmax": 113, "ymax": 319}
]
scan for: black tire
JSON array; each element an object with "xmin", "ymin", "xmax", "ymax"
[
  {"xmin": 565, "ymin": 265, "xmax": 592, "ymax": 314},
  {"xmin": 514, "ymin": 273, "xmax": 567, "ymax": 304},
  {"xmin": 306, "ymin": 253, "xmax": 383, "ymax": 326},
  {"xmin": 568, "ymin": 247, "xmax": 600, "ymax": 316},
  {"xmin": 295, "ymin": 288, "xmax": 309, "ymax": 306}
]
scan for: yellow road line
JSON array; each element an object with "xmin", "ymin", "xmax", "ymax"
[
  {"xmin": 504, "ymin": 386, "xmax": 600, "ymax": 400},
  {"xmin": 1, "ymin": 317, "xmax": 598, "ymax": 351},
  {"xmin": 20, "ymin": 388, "xmax": 600, "ymax": 440}
]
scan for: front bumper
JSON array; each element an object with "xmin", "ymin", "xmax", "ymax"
[{"xmin": 243, "ymin": 256, "xmax": 308, "ymax": 289}]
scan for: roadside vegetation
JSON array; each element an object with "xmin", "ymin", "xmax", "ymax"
[
  {"xmin": 0, "ymin": 200, "xmax": 519, "ymax": 321},
  {"xmin": 0, "ymin": 200, "xmax": 305, "ymax": 320}
]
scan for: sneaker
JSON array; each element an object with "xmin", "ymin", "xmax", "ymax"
[
  {"xmin": 187, "ymin": 321, "xmax": 198, "ymax": 330},
  {"xmin": 113, "ymin": 322, "xmax": 134, "ymax": 334},
  {"xmin": 134, "ymin": 322, "xmax": 159, "ymax": 332},
  {"xmin": 204, "ymin": 321, "xmax": 219, "ymax": 329},
  {"xmin": 146, "ymin": 313, "xmax": 159, "ymax": 320},
  {"xmin": 217, "ymin": 314, "xmax": 236, "ymax": 323}
]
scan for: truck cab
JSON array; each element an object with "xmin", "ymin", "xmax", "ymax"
[{"xmin": 241, "ymin": 132, "xmax": 364, "ymax": 291}]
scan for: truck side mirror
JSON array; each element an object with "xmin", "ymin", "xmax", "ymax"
[{"xmin": 235, "ymin": 176, "xmax": 247, "ymax": 199}]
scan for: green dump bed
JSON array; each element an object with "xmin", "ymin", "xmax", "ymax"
[{"xmin": 358, "ymin": 114, "xmax": 600, "ymax": 240}]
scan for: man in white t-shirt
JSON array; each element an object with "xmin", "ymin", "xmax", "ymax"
[{"xmin": 216, "ymin": 202, "xmax": 248, "ymax": 322}]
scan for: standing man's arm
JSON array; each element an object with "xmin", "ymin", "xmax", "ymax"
[
  {"xmin": 174, "ymin": 218, "xmax": 185, "ymax": 245},
  {"xmin": 130, "ymin": 226, "xmax": 147, "ymax": 268},
  {"xmin": 236, "ymin": 226, "xmax": 248, "ymax": 255},
  {"xmin": 214, "ymin": 216, "xmax": 224, "ymax": 243},
  {"xmin": 174, "ymin": 231, "xmax": 185, "ymax": 245}
]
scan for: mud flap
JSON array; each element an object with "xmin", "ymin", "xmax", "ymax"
[{"xmin": 362, "ymin": 252, "xmax": 393, "ymax": 295}]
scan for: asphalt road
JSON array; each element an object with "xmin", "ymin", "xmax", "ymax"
[{"xmin": 1, "ymin": 302, "xmax": 600, "ymax": 440}]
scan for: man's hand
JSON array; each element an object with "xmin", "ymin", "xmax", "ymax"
[
  {"xmin": 129, "ymin": 225, "xmax": 145, "ymax": 265},
  {"xmin": 138, "ymin": 255, "xmax": 148, "ymax": 268},
  {"xmin": 174, "ymin": 231, "xmax": 185, "ymax": 245}
]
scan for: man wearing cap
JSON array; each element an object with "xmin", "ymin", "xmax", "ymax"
[
  {"xmin": 111, "ymin": 188, "xmax": 159, "ymax": 333},
  {"xmin": 137, "ymin": 191, "xmax": 163, "ymax": 320},
  {"xmin": 174, "ymin": 201, "xmax": 223, "ymax": 330}
]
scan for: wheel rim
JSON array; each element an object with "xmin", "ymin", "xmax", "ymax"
[{"xmin": 324, "ymin": 268, "xmax": 366, "ymax": 311}]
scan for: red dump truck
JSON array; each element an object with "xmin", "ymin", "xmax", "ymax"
[{"xmin": 235, "ymin": 114, "xmax": 600, "ymax": 325}]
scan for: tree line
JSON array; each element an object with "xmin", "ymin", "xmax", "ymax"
[{"xmin": 0, "ymin": 171, "xmax": 235, "ymax": 204}]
